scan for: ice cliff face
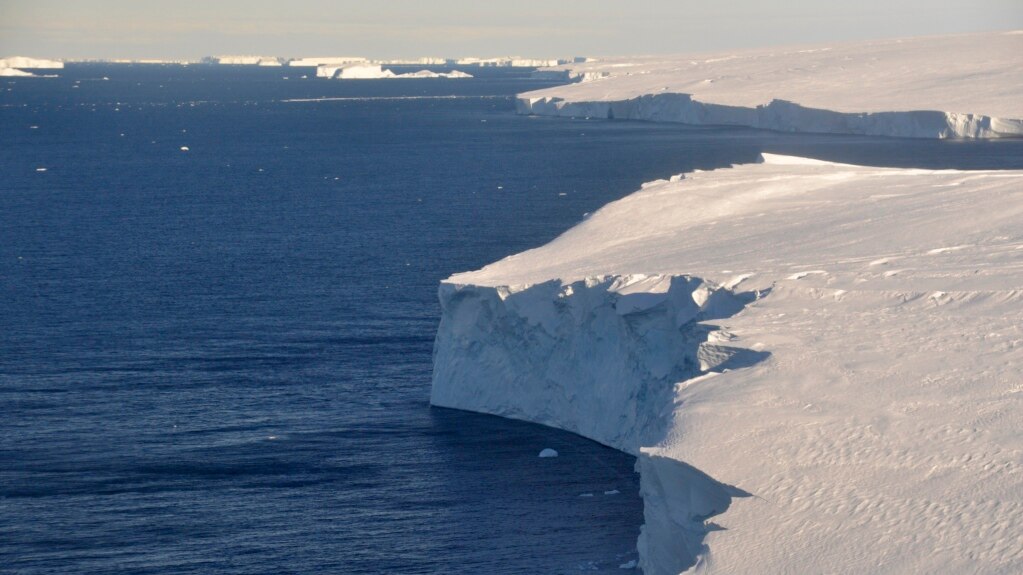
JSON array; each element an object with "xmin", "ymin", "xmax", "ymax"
[
  {"xmin": 432, "ymin": 274, "xmax": 762, "ymax": 572},
  {"xmin": 517, "ymin": 94, "xmax": 1022, "ymax": 139}
]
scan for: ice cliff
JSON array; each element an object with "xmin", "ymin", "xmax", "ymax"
[
  {"xmin": 432, "ymin": 275, "xmax": 758, "ymax": 453},
  {"xmin": 431, "ymin": 155, "xmax": 1023, "ymax": 573},
  {"xmin": 516, "ymin": 31, "xmax": 1023, "ymax": 139}
]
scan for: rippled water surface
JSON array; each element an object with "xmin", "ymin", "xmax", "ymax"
[{"xmin": 3, "ymin": 64, "xmax": 1022, "ymax": 574}]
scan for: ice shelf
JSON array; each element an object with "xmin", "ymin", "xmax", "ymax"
[
  {"xmin": 516, "ymin": 31, "xmax": 1023, "ymax": 139},
  {"xmin": 432, "ymin": 154, "xmax": 1023, "ymax": 573}
]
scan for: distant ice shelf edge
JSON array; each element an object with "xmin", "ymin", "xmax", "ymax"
[{"xmin": 515, "ymin": 94, "xmax": 1023, "ymax": 139}]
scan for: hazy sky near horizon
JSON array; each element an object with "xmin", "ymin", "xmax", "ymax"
[{"xmin": 2, "ymin": 0, "xmax": 1021, "ymax": 59}]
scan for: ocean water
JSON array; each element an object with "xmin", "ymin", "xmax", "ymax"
[{"xmin": 3, "ymin": 64, "xmax": 1022, "ymax": 575}]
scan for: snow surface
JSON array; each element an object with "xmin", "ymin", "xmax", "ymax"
[
  {"xmin": 517, "ymin": 32, "xmax": 1023, "ymax": 138},
  {"xmin": 432, "ymin": 155, "xmax": 1023, "ymax": 574}
]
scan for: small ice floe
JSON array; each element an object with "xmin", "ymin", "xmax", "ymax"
[
  {"xmin": 29, "ymin": 125, "xmax": 38, "ymax": 129},
  {"xmin": 497, "ymin": 185, "xmax": 503, "ymax": 190},
  {"xmin": 619, "ymin": 559, "xmax": 638, "ymax": 569},
  {"xmin": 604, "ymin": 489, "xmax": 620, "ymax": 495},
  {"xmin": 558, "ymin": 192, "xmax": 567, "ymax": 196},
  {"xmin": 267, "ymin": 435, "xmax": 278, "ymax": 440},
  {"xmin": 538, "ymin": 448, "xmax": 558, "ymax": 458},
  {"xmin": 180, "ymin": 146, "xmax": 189, "ymax": 151},
  {"xmin": 35, "ymin": 167, "xmax": 47, "ymax": 172},
  {"xmin": 579, "ymin": 493, "xmax": 594, "ymax": 497}
]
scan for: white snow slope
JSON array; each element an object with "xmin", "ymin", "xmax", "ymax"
[
  {"xmin": 431, "ymin": 155, "xmax": 1023, "ymax": 574},
  {"xmin": 516, "ymin": 32, "xmax": 1023, "ymax": 139}
]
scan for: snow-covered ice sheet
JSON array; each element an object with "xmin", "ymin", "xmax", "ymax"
[
  {"xmin": 517, "ymin": 32, "xmax": 1023, "ymax": 138},
  {"xmin": 432, "ymin": 155, "xmax": 1023, "ymax": 573}
]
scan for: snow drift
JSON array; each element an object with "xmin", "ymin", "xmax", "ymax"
[{"xmin": 432, "ymin": 154, "xmax": 1023, "ymax": 573}]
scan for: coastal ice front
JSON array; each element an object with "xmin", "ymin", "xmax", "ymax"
[
  {"xmin": 431, "ymin": 155, "xmax": 1023, "ymax": 574},
  {"xmin": 517, "ymin": 31, "xmax": 1023, "ymax": 138}
]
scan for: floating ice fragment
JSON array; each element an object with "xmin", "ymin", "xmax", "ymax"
[
  {"xmin": 538, "ymin": 448, "xmax": 558, "ymax": 458},
  {"xmin": 604, "ymin": 489, "xmax": 620, "ymax": 495},
  {"xmin": 619, "ymin": 560, "xmax": 637, "ymax": 569},
  {"xmin": 35, "ymin": 167, "xmax": 46, "ymax": 172},
  {"xmin": 180, "ymin": 146, "xmax": 189, "ymax": 151},
  {"xmin": 579, "ymin": 493, "xmax": 594, "ymax": 497}
]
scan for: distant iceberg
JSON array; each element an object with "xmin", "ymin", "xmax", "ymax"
[
  {"xmin": 392, "ymin": 69, "xmax": 472, "ymax": 79},
  {"xmin": 210, "ymin": 55, "xmax": 283, "ymax": 66},
  {"xmin": 316, "ymin": 64, "xmax": 472, "ymax": 80},
  {"xmin": 288, "ymin": 57, "xmax": 369, "ymax": 67},
  {"xmin": 0, "ymin": 56, "xmax": 62, "ymax": 78},
  {"xmin": 0, "ymin": 56, "xmax": 64, "ymax": 69},
  {"xmin": 0, "ymin": 67, "xmax": 37, "ymax": 77}
]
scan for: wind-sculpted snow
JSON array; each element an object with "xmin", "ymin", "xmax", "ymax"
[
  {"xmin": 432, "ymin": 155, "xmax": 1023, "ymax": 573},
  {"xmin": 517, "ymin": 31, "xmax": 1023, "ymax": 139}
]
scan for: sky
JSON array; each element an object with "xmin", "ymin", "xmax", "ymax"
[{"xmin": 1, "ymin": 0, "xmax": 1022, "ymax": 60}]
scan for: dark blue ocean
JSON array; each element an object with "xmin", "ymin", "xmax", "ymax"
[{"xmin": 2, "ymin": 64, "xmax": 1022, "ymax": 575}]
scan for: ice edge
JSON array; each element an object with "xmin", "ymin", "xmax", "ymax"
[
  {"xmin": 431, "ymin": 273, "xmax": 767, "ymax": 574},
  {"xmin": 515, "ymin": 93, "xmax": 1023, "ymax": 139}
]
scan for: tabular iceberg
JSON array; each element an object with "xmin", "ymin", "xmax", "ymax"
[
  {"xmin": 432, "ymin": 155, "xmax": 1023, "ymax": 573},
  {"xmin": 0, "ymin": 56, "xmax": 64, "ymax": 78},
  {"xmin": 316, "ymin": 64, "xmax": 472, "ymax": 80}
]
